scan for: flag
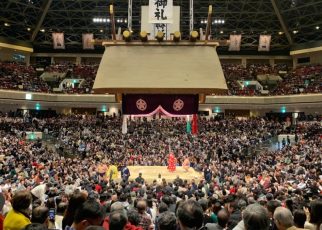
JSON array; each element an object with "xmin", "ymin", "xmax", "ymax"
[
  {"xmin": 258, "ymin": 35, "xmax": 271, "ymax": 52},
  {"xmin": 122, "ymin": 115, "xmax": 128, "ymax": 134},
  {"xmin": 199, "ymin": 28, "xmax": 204, "ymax": 40},
  {"xmin": 52, "ymin": 33, "xmax": 65, "ymax": 49},
  {"xmin": 82, "ymin": 33, "xmax": 94, "ymax": 50},
  {"xmin": 192, "ymin": 114, "xmax": 198, "ymax": 135},
  {"xmin": 186, "ymin": 120, "xmax": 191, "ymax": 133},
  {"xmin": 117, "ymin": 27, "xmax": 122, "ymax": 40},
  {"xmin": 229, "ymin": 35, "xmax": 241, "ymax": 51}
]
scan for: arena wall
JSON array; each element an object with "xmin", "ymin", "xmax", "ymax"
[{"xmin": 0, "ymin": 90, "xmax": 321, "ymax": 116}]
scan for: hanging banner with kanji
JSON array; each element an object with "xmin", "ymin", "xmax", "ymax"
[
  {"xmin": 82, "ymin": 33, "xmax": 94, "ymax": 50},
  {"xmin": 229, "ymin": 35, "xmax": 242, "ymax": 51},
  {"xmin": 258, "ymin": 35, "xmax": 271, "ymax": 52},
  {"xmin": 52, "ymin": 33, "xmax": 65, "ymax": 49},
  {"xmin": 149, "ymin": 0, "xmax": 173, "ymax": 24}
]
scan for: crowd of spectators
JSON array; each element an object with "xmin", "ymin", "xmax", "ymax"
[
  {"xmin": 1, "ymin": 62, "xmax": 321, "ymax": 96},
  {"xmin": 0, "ymin": 62, "xmax": 49, "ymax": 93},
  {"xmin": 44, "ymin": 64, "xmax": 98, "ymax": 94},
  {"xmin": 0, "ymin": 113, "xmax": 321, "ymax": 230},
  {"xmin": 221, "ymin": 64, "xmax": 322, "ymax": 96},
  {"xmin": 271, "ymin": 65, "xmax": 322, "ymax": 95}
]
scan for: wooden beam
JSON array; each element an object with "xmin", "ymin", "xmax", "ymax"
[
  {"xmin": 110, "ymin": 5, "xmax": 116, "ymax": 40},
  {"xmin": 205, "ymin": 5, "xmax": 213, "ymax": 41}
]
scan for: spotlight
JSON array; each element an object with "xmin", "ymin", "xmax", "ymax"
[
  {"xmin": 156, "ymin": 31, "xmax": 164, "ymax": 42},
  {"xmin": 316, "ymin": 26, "xmax": 320, "ymax": 30},
  {"xmin": 190, "ymin": 30, "xmax": 199, "ymax": 42},
  {"xmin": 140, "ymin": 31, "xmax": 148, "ymax": 42},
  {"xmin": 123, "ymin": 30, "xmax": 132, "ymax": 42},
  {"xmin": 173, "ymin": 31, "xmax": 181, "ymax": 42}
]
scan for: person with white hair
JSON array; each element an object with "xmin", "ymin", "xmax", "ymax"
[
  {"xmin": 242, "ymin": 204, "xmax": 270, "ymax": 230},
  {"xmin": 273, "ymin": 207, "xmax": 303, "ymax": 230}
]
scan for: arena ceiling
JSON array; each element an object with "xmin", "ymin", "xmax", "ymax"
[{"xmin": 0, "ymin": 0, "xmax": 322, "ymax": 54}]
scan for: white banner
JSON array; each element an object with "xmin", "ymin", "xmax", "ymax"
[
  {"xmin": 258, "ymin": 35, "xmax": 271, "ymax": 52},
  {"xmin": 229, "ymin": 35, "xmax": 242, "ymax": 51},
  {"xmin": 142, "ymin": 6, "xmax": 179, "ymax": 40},
  {"xmin": 52, "ymin": 33, "xmax": 65, "ymax": 49},
  {"xmin": 82, "ymin": 33, "xmax": 94, "ymax": 50},
  {"xmin": 149, "ymin": 0, "xmax": 173, "ymax": 23},
  {"xmin": 151, "ymin": 23, "xmax": 171, "ymax": 40}
]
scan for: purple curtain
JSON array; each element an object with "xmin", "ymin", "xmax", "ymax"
[{"xmin": 122, "ymin": 94, "xmax": 199, "ymax": 115}]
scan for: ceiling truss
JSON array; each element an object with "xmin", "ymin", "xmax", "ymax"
[{"xmin": 0, "ymin": 0, "xmax": 321, "ymax": 53}]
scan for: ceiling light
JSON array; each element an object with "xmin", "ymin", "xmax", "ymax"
[
  {"xmin": 124, "ymin": 19, "xmax": 128, "ymax": 23},
  {"xmin": 278, "ymin": 31, "xmax": 284, "ymax": 35},
  {"xmin": 4, "ymin": 23, "xmax": 10, "ymax": 27},
  {"xmin": 107, "ymin": 19, "xmax": 110, "ymax": 23},
  {"xmin": 40, "ymin": 29, "xmax": 45, "ymax": 32},
  {"xmin": 293, "ymin": 30, "xmax": 298, "ymax": 34},
  {"xmin": 100, "ymin": 29, "xmax": 104, "ymax": 33},
  {"xmin": 27, "ymin": 27, "xmax": 31, "ymax": 31},
  {"xmin": 316, "ymin": 26, "xmax": 320, "ymax": 30},
  {"xmin": 220, "ymin": 30, "xmax": 224, "ymax": 34},
  {"xmin": 222, "ymin": 20, "xmax": 225, "ymax": 24}
]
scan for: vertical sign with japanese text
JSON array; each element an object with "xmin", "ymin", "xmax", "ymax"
[
  {"xmin": 258, "ymin": 35, "xmax": 271, "ymax": 52},
  {"xmin": 149, "ymin": 0, "xmax": 173, "ymax": 24}
]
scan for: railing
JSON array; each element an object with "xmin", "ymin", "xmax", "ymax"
[{"xmin": 0, "ymin": 89, "xmax": 321, "ymax": 111}]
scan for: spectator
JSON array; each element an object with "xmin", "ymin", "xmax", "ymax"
[
  {"xmin": 206, "ymin": 209, "xmax": 230, "ymax": 230},
  {"xmin": 68, "ymin": 199, "xmax": 104, "ymax": 230},
  {"xmin": 23, "ymin": 223, "xmax": 48, "ymax": 230},
  {"xmin": 243, "ymin": 204, "xmax": 269, "ymax": 230},
  {"xmin": 136, "ymin": 200, "xmax": 152, "ymax": 230},
  {"xmin": 157, "ymin": 211, "xmax": 176, "ymax": 230},
  {"xmin": 176, "ymin": 200, "xmax": 204, "ymax": 230},
  {"xmin": 109, "ymin": 211, "xmax": 127, "ymax": 230},
  {"xmin": 273, "ymin": 207, "xmax": 295, "ymax": 230},
  {"xmin": 267, "ymin": 200, "xmax": 281, "ymax": 230},
  {"xmin": 293, "ymin": 210, "xmax": 306, "ymax": 229},
  {"xmin": 4, "ymin": 190, "xmax": 32, "ymax": 230},
  {"xmin": 227, "ymin": 199, "xmax": 242, "ymax": 230},
  {"xmin": 31, "ymin": 206, "xmax": 49, "ymax": 226},
  {"xmin": 305, "ymin": 200, "xmax": 322, "ymax": 230},
  {"xmin": 62, "ymin": 191, "xmax": 87, "ymax": 229},
  {"xmin": 0, "ymin": 193, "xmax": 5, "ymax": 230}
]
